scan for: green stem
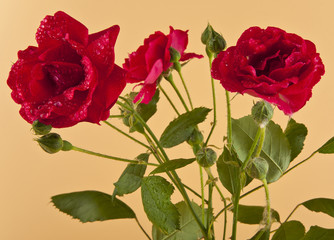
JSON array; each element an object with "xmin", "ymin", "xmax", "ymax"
[
  {"xmin": 166, "ymin": 74, "xmax": 190, "ymax": 112},
  {"xmin": 225, "ymin": 90, "xmax": 233, "ymax": 149},
  {"xmin": 231, "ymin": 173, "xmax": 241, "ymax": 240},
  {"xmin": 135, "ymin": 217, "xmax": 152, "ymax": 240},
  {"xmin": 200, "ymin": 166, "xmax": 206, "ymax": 225},
  {"xmin": 262, "ymin": 179, "xmax": 272, "ymax": 231},
  {"xmin": 158, "ymin": 85, "xmax": 180, "ymax": 116},
  {"xmin": 207, "ymin": 182, "xmax": 214, "ymax": 239},
  {"xmin": 283, "ymin": 204, "xmax": 302, "ymax": 224},
  {"xmin": 71, "ymin": 146, "xmax": 158, "ymax": 166},
  {"xmin": 205, "ymin": 55, "xmax": 217, "ymax": 146},
  {"xmin": 117, "ymin": 101, "xmax": 208, "ymax": 238},
  {"xmin": 241, "ymin": 127, "xmax": 262, "ymax": 170},
  {"xmin": 177, "ymin": 69, "xmax": 194, "ymax": 110},
  {"xmin": 254, "ymin": 127, "xmax": 266, "ymax": 158},
  {"xmin": 103, "ymin": 121, "xmax": 151, "ymax": 150},
  {"xmin": 108, "ymin": 115, "xmax": 123, "ymax": 119},
  {"xmin": 284, "ymin": 151, "xmax": 317, "ymax": 175},
  {"xmin": 184, "ymin": 183, "xmax": 209, "ymax": 204}
]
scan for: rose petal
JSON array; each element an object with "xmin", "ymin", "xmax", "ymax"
[{"xmin": 36, "ymin": 11, "xmax": 88, "ymax": 47}]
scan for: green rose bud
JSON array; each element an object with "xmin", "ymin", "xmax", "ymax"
[
  {"xmin": 36, "ymin": 133, "xmax": 63, "ymax": 154},
  {"xmin": 201, "ymin": 24, "xmax": 226, "ymax": 55},
  {"xmin": 207, "ymin": 32, "xmax": 226, "ymax": 54},
  {"xmin": 201, "ymin": 24, "xmax": 213, "ymax": 45},
  {"xmin": 187, "ymin": 129, "xmax": 204, "ymax": 146},
  {"xmin": 246, "ymin": 157, "xmax": 269, "ymax": 180},
  {"xmin": 32, "ymin": 120, "xmax": 52, "ymax": 135},
  {"xmin": 251, "ymin": 101, "xmax": 274, "ymax": 128},
  {"xmin": 196, "ymin": 147, "xmax": 217, "ymax": 168}
]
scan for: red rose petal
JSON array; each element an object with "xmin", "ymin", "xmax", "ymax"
[{"xmin": 36, "ymin": 11, "xmax": 88, "ymax": 48}]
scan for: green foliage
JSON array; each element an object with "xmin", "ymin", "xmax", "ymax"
[
  {"xmin": 272, "ymin": 221, "xmax": 305, "ymax": 240},
  {"xmin": 150, "ymin": 158, "xmax": 196, "ymax": 175},
  {"xmin": 141, "ymin": 176, "xmax": 179, "ymax": 234},
  {"xmin": 160, "ymin": 107, "xmax": 211, "ymax": 148},
  {"xmin": 317, "ymin": 137, "xmax": 334, "ymax": 154},
  {"xmin": 113, "ymin": 153, "xmax": 149, "ymax": 196},
  {"xmin": 234, "ymin": 204, "xmax": 280, "ymax": 224},
  {"xmin": 216, "ymin": 146, "xmax": 241, "ymax": 194},
  {"xmin": 284, "ymin": 118, "xmax": 308, "ymax": 161},
  {"xmin": 152, "ymin": 201, "xmax": 207, "ymax": 240},
  {"xmin": 303, "ymin": 226, "xmax": 334, "ymax": 240},
  {"xmin": 51, "ymin": 191, "xmax": 135, "ymax": 223},
  {"xmin": 121, "ymin": 90, "xmax": 160, "ymax": 133},
  {"xmin": 302, "ymin": 198, "xmax": 334, "ymax": 218},
  {"xmin": 232, "ymin": 116, "xmax": 291, "ymax": 182}
]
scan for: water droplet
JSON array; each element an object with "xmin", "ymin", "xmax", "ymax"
[{"xmin": 54, "ymin": 102, "xmax": 62, "ymax": 107}]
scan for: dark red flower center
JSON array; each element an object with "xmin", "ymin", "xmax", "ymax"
[{"xmin": 43, "ymin": 62, "xmax": 84, "ymax": 95}]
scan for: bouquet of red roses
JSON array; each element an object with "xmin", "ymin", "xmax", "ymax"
[{"xmin": 8, "ymin": 11, "xmax": 334, "ymax": 240}]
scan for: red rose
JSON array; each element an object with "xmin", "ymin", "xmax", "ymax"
[
  {"xmin": 211, "ymin": 27, "xmax": 325, "ymax": 115},
  {"xmin": 7, "ymin": 11, "xmax": 126, "ymax": 128},
  {"xmin": 123, "ymin": 26, "xmax": 203, "ymax": 104}
]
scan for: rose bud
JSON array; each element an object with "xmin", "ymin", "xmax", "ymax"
[
  {"xmin": 196, "ymin": 147, "xmax": 217, "ymax": 168},
  {"xmin": 187, "ymin": 129, "xmax": 204, "ymax": 147},
  {"xmin": 246, "ymin": 157, "xmax": 269, "ymax": 180},
  {"xmin": 36, "ymin": 133, "xmax": 63, "ymax": 154},
  {"xmin": 201, "ymin": 24, "xmax": 226, "ymax": 55},
  {"xmin": 251, "ymin": 101, "xmax": 274, "ymax": 127},
  {"xmin": 32, "ymin": 120, "xmax": 52, "ymax": 135}
]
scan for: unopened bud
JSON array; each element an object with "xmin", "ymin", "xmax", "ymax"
[
  {"xmin": 207, "ymin": 33, "xmax": 226, "ymax": 54},
  {"xmin": 187, "ymin": 129, "xmax": 204, "ymax": 146},
  {"xmin": 201, "ymin": 24, "xmax": 213, "ymax": 45},
  {"xmin": 32, "ymin": 120, "xmax": 52, "ymax": 135},
  {"xmin": 246, "ymin": 157, "xmax": 269, "ymax": 180},
  {"xmin": 196, "ymin": 147, "xmax": 217, "ymax": 168},
  {"xmin": 251, "ymin": 101, "xmax": 273, "ymax": 128},
  {"xmin": 36, "ymin": 133, "xmax": 63, "ymax": 154}
]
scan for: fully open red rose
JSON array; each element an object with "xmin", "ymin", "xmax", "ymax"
[
  {"xmin": 211, "ymin": 27, "xmax": 325, "ymax": 115},
  {"xmin": 7, "ymin": 11, "xmax": 126, "ymax": 128},
  {"xmin": 123, "ymin": 26, "xmax": 203, "ymax": 104}
]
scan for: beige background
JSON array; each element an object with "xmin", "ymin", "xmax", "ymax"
[{"xmin": 1, "ymin": 0, "xmax": 334, "ymax": 239}]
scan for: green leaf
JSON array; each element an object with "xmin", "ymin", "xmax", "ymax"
[
  {"xmin": 141, "ymin": 176, "xmax": 179, "ymax": 234},
  {"xmin": 150, "ymin": 158, "xmax": 196, "ymax": 175},
  {"xmin": 284, "ymin": 118, "xmax": 308, "ymax": 161},
  {"xmin": 51, "ymin": 190, "xmax": 135, "ymax": 222},
  {"xmin": 233, "ymin": 204, "xmax": 280, "ymax": 224},
  {"xmin": 160, "ymin": 107, "xmax": 211, "ymax": 148},
  {"xmin": 216, "ymin": 146, "xmax": 241, "ymax": 194},
  {"xmin": 302, "ymin": 226, "xmax": 334, "ymax": 240},
  {"xmin": 113, "ymin": 153, "xmax": 149, "ymax": 196},
  {"xmin": 232, "ymin": 116, "xmax": 291, "ymax": 182},
  {"xmin": 137, "ymin": 89, "xmax": 160, "ymax": 122},
  {"xmin": 272, "ymin": 221, "xmax": 305, "ymax": 240},
  {"xmin": 152, "ymin": 201, "xmax": 207, "ymax": 240},
  {"xmin": 302, "ymin": 198, "xmax": 334, "ymax": 218},
  {"xmin": 317, "ymin": 137, "xmax": 334, "ymax": 154}
]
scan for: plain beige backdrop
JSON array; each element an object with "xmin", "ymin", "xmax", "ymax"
[{"xmin": 1, "ymin": 0, "xmax": 334, "ymax": 239}]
